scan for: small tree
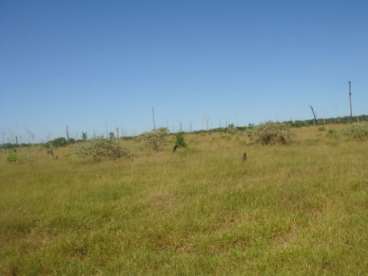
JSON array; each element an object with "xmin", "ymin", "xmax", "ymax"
[{"xmin": 82, "ymin": 132, "xmax": 88, "ymax": 141}]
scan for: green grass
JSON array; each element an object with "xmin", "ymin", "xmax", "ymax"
[{"xmin": 1, "ymin": 125, "xmax": 368, "ymax": 275}]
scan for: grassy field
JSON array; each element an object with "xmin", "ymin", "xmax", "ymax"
[{"xmin": 1, "ymin": 125, "xmax": 368, "ymax": 275}]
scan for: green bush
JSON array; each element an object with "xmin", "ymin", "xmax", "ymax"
[
  {"xmin": 254, "ymin": 123, "xmax": 292, "ymax": 145},
  {"xmin": 7, "ymin": 151, "xmax": 17, "ymax": 162},
  {"xmin": 76, "ymin": 139, "xmax": 129, "ymax": 161}
]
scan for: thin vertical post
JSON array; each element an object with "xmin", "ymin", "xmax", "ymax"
[
  {"xmin": 66, "ymin": 125, "xmax": 70, "ymax": 140},
  {"xmin": 152, "ymin": 107, "xmax": 156, "ymax": 130},
  {"xmin": 348, "ymin": 81, "xmax": 353, "ymax": 120},
  {"xmin": 310, "ymin": 105, "xmax": 318, "ymax": 125}
]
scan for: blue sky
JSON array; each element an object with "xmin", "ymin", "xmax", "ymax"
[{"xmin": 1, "ymin": 0, "xmax": 367, "ymax": 142}]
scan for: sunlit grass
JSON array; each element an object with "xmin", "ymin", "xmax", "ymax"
[{"xmin": 1, "ymin": 125, "xmax": 368, "ymax": 275}]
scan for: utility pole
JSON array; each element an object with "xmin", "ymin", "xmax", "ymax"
[
  {"xmin": 309, "ymin": 105, "xmax": 318, "ymax": 125},
  {"xmin": 348, "ymin": 81, "xmax": 353, "ymax": 120},
  {"xmin": 65, "ymin": 125, "xmax": 70, "ymax": 140},
  {"xmin": 152, "ymin": 107, "xmax": 156, "ymax": 130},
  {"xmin": 105, "ymin": 122, "xmax": 109, "ymax": 138}
]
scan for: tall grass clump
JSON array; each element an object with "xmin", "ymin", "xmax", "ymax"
[
  {"xmin": 254, "ymin": 123, "xmax": 292, "ymax": 145},
  {"xmin": 76, "ymin": 139, "xmax": 129, "ymax": 161},
  {"xmin": 326, "ymin": 128, "xmax": 339, "ymax": 140},
  {"xmin": 6, "ymin": 150, "xmax": 18, "ymax": 162},
  {"xmin": 343, "ymin": 123, "xmax": 368, "ymax": 141}
]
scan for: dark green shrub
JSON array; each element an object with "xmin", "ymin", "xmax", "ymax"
[
  {"xmin": 254, "ymin": 123, "xmax": 292, "ymax": 145},
  {"xmin": 173, "ymin": 132, "xmax": 187, "ymax": 152},
  {"xmin": 47, "ymin": 137, "xmax": 75, "ymax": 148}
]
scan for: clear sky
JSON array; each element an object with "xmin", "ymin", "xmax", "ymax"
[{"xmin": 1, "ymin": 0, "xmax": 367, "ymax": 142}]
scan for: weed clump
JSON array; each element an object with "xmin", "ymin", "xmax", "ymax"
[
  {"xmin": 254, "ymin": 123, "xmax": 292, "ymax": 145},
  {"xmin": 225, "ymin": 123, "xmax": 237, "ymax": 134},
  {"xmin": 326, "ymin": 129, "xmax": 339, "ymax": 139},
  {"xmin": 143, "ymin": 128, "xmax": 169, "ymax": 151},
  {"xmin": 76, "ymin": 139, "xmax": 129, "ymax": 161},
  {"xmin": 343, "ymin": 123, "xmax": 368, "ymax": 141}
]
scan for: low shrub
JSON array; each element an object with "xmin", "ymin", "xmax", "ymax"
[
  {"xmin": 254, "ymin": 123, "xmax": 292, "ymax": 145},
  {"xmin": 76, "ymin": 139, "xmax": 129, "ymax": 161},
  {"xmin": 142, "ymin": 128, "xmax": 169, "ymax": 151}
]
